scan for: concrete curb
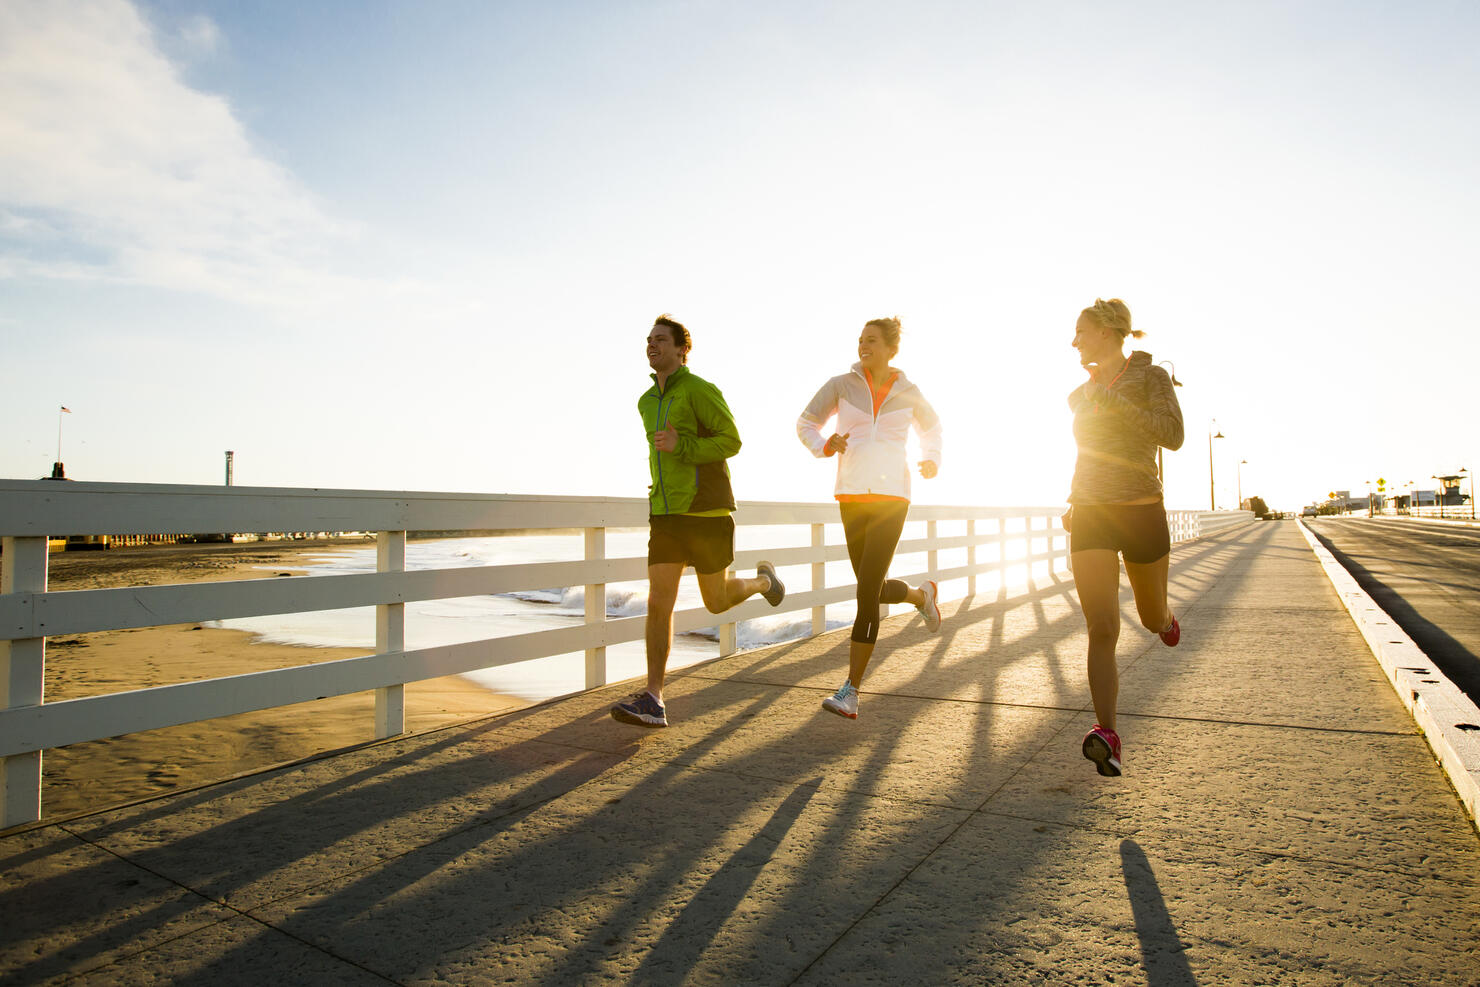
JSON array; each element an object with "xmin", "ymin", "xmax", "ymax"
[
  {"xmin": 1297, "ymin": 519, "xmax": 1480, "ymax": 833},
  {"xmin": 1380, "ymin": 514, "xmax": 1480, "ymax": 528}
]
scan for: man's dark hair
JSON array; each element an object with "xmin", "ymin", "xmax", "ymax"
[{"xmin": 653, "ymin": 314, "xmax": 691, "ymax": 363}]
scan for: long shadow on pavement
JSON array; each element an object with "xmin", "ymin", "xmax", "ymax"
[
  {"xmin": 3, "ymin": 522, "xmax": 1286, "ymax": 984},
  {"xmin": 1121, "ymin": 839, "xmax": 1198, "ymax": 987}
]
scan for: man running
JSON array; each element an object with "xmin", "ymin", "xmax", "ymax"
[{"xmin": 611, "ymin": 314, "xmax": 786, "ymax": 728}]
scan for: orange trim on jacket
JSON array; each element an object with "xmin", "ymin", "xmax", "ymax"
[
  {"xmin": 836, "ymin": 492, "xmax": 908, "ymax": 503},
  {"xmin": 863, "ymin": 368, "xmax": 899, "ymax": 418}
]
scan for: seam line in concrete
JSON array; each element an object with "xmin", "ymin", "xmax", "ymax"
[
  {"xmin": 965, "ymin": 807, "xmax": 1480, "ymax": 890},
  {"xmin": 783, "ymin": 715, "xmax": 1073, "ymax": 986},
  {"xmin": 55, "ymin": 823, "xmax": 401, "ymax": 985},
  {"xmin": 624, "ymin": 752, "xmax": 1480, "ymax": 896},
  {"xmin": 692, "ymin": 673, "xmax": 1414, "ymax": 737},
  {"xmin": 635, "ymin": 733, "xmax": 1479, "ymax": 891}
]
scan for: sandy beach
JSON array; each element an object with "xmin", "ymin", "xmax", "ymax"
[{"xmin": 36, "ymin": 539, "xmax": 528, "ymax": 822}]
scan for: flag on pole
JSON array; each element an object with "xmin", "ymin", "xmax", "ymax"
[{"xmin": 60, "ymin": 406, "xmax": 72, "ymax": 413}]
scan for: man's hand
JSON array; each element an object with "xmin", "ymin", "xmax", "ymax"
[
  {"xmin": 824, "ymin": 433, "xmax": 849, "ymax": 456},
  {"xmin": 918, "ymin": 460, "xmax": 937, "ymax": 479},
  {"xmin": 1060, "ymin": 508, "xmax": 1073, "ymax": 533},
  {"xmin": 653, "ymin": 422, "xmax": 679, "ymax": 453}
]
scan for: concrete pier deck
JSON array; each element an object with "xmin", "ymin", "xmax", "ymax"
[{"xmin": 4, "ymin": 520, "xmax": 1479, "ymax": 985}]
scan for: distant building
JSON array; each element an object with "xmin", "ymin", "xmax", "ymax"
[{"xmin": 1434, "ymin": 475, "xmax": 1469, "ymax": 506}]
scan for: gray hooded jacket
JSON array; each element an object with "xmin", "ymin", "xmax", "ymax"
[{"xmin": 1067, "ymin": 350, "xmax": 1184, "ymax": 504}]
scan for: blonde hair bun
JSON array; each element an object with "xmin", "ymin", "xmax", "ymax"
[
  {"xmin": 863, "ymin": 316, "xmax": 902, "ymax": 347},
  {"xmin": 1083, "ymin": 298, "xmax": 1145, "ymax": 339}
]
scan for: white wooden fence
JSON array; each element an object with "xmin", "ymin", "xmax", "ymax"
[{"xmin": 0, "ymin": 479, "xmax": 1240, "ymax": 826}]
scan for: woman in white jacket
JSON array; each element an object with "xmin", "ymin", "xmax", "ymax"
[{"xmin": 797, "ymin": 316, "xmax": 944, "ymax": 720}]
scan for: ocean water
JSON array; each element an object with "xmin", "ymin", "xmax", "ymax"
[{"xmin": 212, "ymin": 521, "xmax": 1057, "ymax": 703}]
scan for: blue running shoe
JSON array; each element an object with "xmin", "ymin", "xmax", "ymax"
[{"xmin": 611, "ymin": 691, "xmax": 668, "ymax": 727}]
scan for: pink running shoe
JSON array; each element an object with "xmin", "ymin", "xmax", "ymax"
[
  {"xmin": 1082, "ymin": 724, "xmax": 1122, "ymax": 777},
  {"xmin": 1159, "ymin": 616, "xmax": 1180, "ymax": 647}
]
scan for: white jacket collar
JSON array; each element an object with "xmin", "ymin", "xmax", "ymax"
[{"xmin": 850, "ymin": 362, "xmax": 911, "ymax": 387}]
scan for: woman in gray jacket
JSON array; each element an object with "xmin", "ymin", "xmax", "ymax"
[
  {"xmin": 797, "ymin": 316, "xmax": 944, "ymax": 720},
  {"xmin": 1064, "ymin": 298, "xmax": 1184, "ymax": 776}
]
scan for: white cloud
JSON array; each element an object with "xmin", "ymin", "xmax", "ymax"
[
  {"xmin": 176, "ymin": 14, "xmax": 222, "ymax": 57},
  {"xmin": 0, "ymin": 0, "xmax": 446, "ymax": 321}
]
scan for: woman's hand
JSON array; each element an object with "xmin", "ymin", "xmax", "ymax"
[
  {"xmin": 1060, "ymin": 508, "xmax": 1073, "ymax": 533},
  {"xmin": 917, "ymin": 460, "xmax": 937, "ymax": 479},
  {"xmin": 824, "ymin": 433, "xmax": 849, "ymax": 456}
]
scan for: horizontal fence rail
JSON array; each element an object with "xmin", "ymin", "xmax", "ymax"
[{"xmin": 0, "ymin": 478, "xmax": 1248, "ymax": 826}]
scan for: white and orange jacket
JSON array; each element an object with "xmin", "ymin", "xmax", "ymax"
[{"xmin": 797, "ymin": 363, "xmax": 943, "ymax": 502}]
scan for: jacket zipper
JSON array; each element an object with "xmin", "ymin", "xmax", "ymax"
[{"xmin": 655, "ymin": 390, "xmax": 671, "ymax": 513}]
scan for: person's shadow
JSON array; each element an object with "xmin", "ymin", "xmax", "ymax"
[{"xmin": 1120, "ymin": 839, "xmax": 1198, "ymax": 987}]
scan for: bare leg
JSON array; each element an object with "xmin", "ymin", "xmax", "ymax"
[
  {"xmin": 848, "ymin": 640, "xmax": 874, "ymax": 689},
  {"xmin": 1123, "ymin": 554, "xmax": 1173, "ymax": 634},
  {"xmin": 644, "ymin": 563, "xmax": 684, "ymax": 701},
  {"xmin": 1071, "ymin": 549, "xmax": 1123, "ymax": 730},
  {"xmin": 694, "ymin": 568, "xmax": 771, "ymax": 614}
]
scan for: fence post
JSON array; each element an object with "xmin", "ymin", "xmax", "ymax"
[
  {"xmin": 998, "ymin": 516, "xmax": 1011, "ymax": 592},
  {"xmin": 966, "ymin": 519, "xmax": 977, "ymax": 596},
  {"xmin": 584, "ymin": 526, "xmax": 607, "ymax": 689},
  {"xmin": 927, "ymin": 519, "xmax": 938, "ymax": 581},
  {"xmin": 1025, "ymin": 515, "xmax": 1038, "ymax": 585},
  {"xmin": 374, "ymin": 530, "xmax": 406, "ymax": 739},
  {"xmin": 1, "ymin": 536, "xmax": 47, "ymax": 827},
  {"xmin": 811, "ymin": 522, "xmax": 826, "ymax": 635}
]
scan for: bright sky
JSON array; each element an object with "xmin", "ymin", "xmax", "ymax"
[{"xmin": 3, "ymin": 0, "xmax": 1477, "ymax": 513}]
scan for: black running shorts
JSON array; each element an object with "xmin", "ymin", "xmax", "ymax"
[
  {"xmin": 1069, "ymin": 502, "xmax": 1171, "ymax": 564},
  {"xmin": 647, "ymin": 514, "xmax": 736, "ymax": 574}
]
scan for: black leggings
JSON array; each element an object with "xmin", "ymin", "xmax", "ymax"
[{"xmin": 841, "ymin": 500, "xmax": 911, "ymax": 644}]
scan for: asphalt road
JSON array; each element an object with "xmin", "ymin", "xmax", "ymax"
[{"xmin": 1304, "ymin": 516, "xmax": 1480, "ymax": 705}]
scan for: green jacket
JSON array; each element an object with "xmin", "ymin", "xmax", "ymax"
[{"xmin": 639, "ymin": 365, "xmax": 741, "ymax": 515}]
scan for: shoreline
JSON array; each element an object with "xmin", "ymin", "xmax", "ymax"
[{"xmin": 38, "ymin": 540, "xmax": 530, "ymax": 821}]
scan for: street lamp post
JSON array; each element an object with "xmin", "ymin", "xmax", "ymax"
[
  {"xmin": 1238, "ymin": 459, "xmax": 1248, "ymax": 510},
  {"xmin": 1208, "ymin": 420, "xmax": 1225, "ymax": 511}
]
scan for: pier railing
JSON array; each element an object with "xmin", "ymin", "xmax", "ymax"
[{"xmin": 0, "ymin": 479, "xmax": 1242, "ymax": 826}]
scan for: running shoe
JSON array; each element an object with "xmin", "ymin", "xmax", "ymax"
[
  {"xmin": 1159, "ymin": 616, "xmax": 1180, "ymax": 647},
  {"xmin": 1082, "ymin": 724, "xmax": 1122, "ymax": 777},
  {"xmin": 917, "ymin": 579, "xmax": 941, "ymax": 632},
  {"xmin": 758, "ymin": 560, "xmax": 786, "ymax": 607},
  {"xmin": 610, "ymin": 691, "xmax": 668, "ymax": 727},
  {"xmin": 821, "ymin": 681, "xmax": 858, "ymax": 719}
]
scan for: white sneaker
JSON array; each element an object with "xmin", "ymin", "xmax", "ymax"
[
  {"xmin": 917, "ymin": 579, "xmax": 941, "ymax": 632},
  {"xmin": 821, "ymin": 681, "xmax": 858, "ymax": 719}
]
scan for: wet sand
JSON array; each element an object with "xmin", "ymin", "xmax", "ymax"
[{"xmin": 36, "ymin": 539, "xmax": 527, "ymax": 821}]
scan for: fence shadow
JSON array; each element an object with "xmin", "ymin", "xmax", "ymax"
[{"xmin": 1, "ymin": 521, "xmax": 1271, "ymax": 984}]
